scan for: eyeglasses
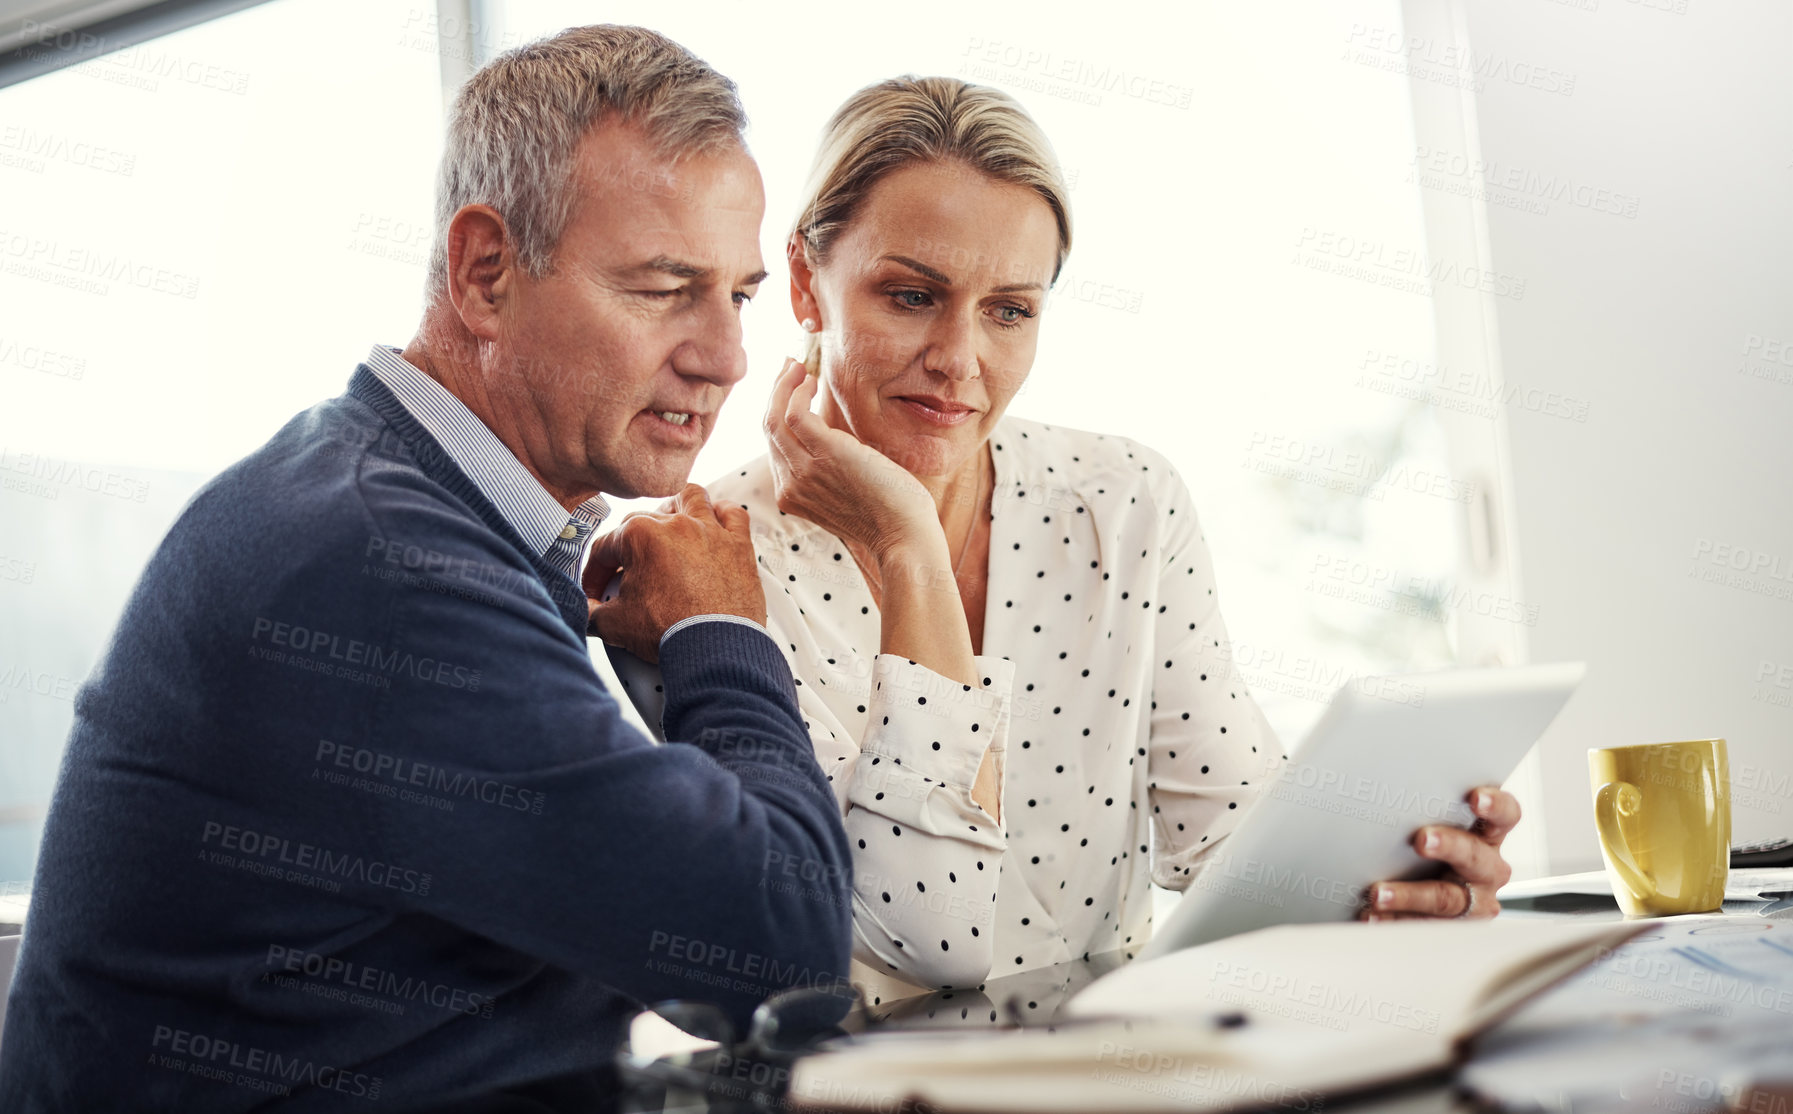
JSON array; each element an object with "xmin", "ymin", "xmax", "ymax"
[{"xmin": 614, "ymin": 981, "xmax": 869, "ymax": 1111}]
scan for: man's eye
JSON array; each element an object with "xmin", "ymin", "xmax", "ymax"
[
  {"xmin": 892, "ymin": 290, "xmax": 930, "ymax": 309},
  {"xmin": 641, "ymin": 288, "xmax": 683, "ymax": 299},
  {"xmin": 733, "ymin": 291, "xmax": 754, "ymax": 308}
]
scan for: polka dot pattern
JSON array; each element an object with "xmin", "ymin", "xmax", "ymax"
[{"xmin": 627, "ymin": 417, "xmax": 1284, "ymax": 1003}]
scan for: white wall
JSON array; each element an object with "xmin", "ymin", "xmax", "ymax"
[{"xmin": 1412, "ymin": 0, "xmax": 1793, "ymax": 871}]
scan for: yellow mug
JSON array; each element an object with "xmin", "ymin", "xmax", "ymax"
[{"xmin": 1588, "ymin": 739, "xmax": 1730, "ymax": 916}]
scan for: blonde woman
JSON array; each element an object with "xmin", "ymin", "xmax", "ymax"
[{"xmin": 624, "ymin": 76, "xmax": 1521, "ymax": 1002}]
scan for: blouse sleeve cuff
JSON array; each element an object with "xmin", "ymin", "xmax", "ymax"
[{"xmin": 856, "ymin": 653, "xmax": 1015, "ymax": 788}]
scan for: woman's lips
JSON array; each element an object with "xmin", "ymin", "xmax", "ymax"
[{"xmin": 896, "ymin": 396, "xmax": 978, "ymax": 426}]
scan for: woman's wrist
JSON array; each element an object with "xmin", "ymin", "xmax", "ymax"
[
  {"xmin": 873, "ymin": 533, "xmax": 980, "ymax": 690},
  {"xmin": 873, "ymin": 533, "xmax": 957, "ymax": 592}
]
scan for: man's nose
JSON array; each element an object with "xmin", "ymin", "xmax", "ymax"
[{"xmin": 676, "ymin": 298, "xmax": 749, "ymax": 387}]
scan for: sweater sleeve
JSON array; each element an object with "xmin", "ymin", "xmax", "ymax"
[
  {"xmin": 597, "ymin": 505, "xmax": 1019, "ymax": 988},
  {"xmin": 332, "ymin": 490, "xmax": 853, "ymax": 1032}
]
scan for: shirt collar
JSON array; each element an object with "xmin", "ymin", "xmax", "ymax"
[{"xmin": 364, "ymin": 345, "xmax": 609, "ymax": 567}]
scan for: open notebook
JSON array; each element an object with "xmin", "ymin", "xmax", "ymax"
[{"xmin": 786, "ymin": 919, "xmax": 1645, "ymax": 1113}]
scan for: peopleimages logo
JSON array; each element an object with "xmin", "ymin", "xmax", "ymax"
[
  {"xmin": 199, "ymin": 821, "xmax": 433, "ymax": 897},
  {"xmin": 1206, "ymin": 961, "xmax": 1442, "ymax": 1034},
  {"xmin": 0, "ymin": 445, "xmax": 148, "ymax": 502},
  {"xmin": 16, "ymin": 20, "xmax": 251, "ymax": 95},
  {"xmin": 264, "ymin": 944, "xmax": 495, "ymax": 1019},
  {"xmin": 313, "ymin": 740, "xmax": 545, "ymax": 815},
  {"xmin": 149, "ymin": 1025, "xmax": 379, "ymax": 1101},
  {"xmin": 0, "ymin": 554, "xmax": 36, "ymax": 584},
  {"xmin": 0, "ymin": 228, "xmax": 201, "ymax": 299},
  {"xmin": 249, "ymin": 616, "xmax": 482, "ymax": 691}
]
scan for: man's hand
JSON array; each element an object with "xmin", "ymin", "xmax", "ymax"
[
  {"xmin": 1361, "ymin": 786, "xmax": 1520, "ymax": 920},
  {"xmin": 582, "ymin": 484, "xmax": 767, "ymax": 663}
]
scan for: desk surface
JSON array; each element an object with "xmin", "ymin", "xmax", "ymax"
[{"xmin": 621, "ymin": 875, "xmax": 1793, "ymax": 1114}]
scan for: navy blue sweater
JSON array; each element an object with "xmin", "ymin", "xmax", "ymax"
[{"xmin": 0, "ymin": 366, "xmax": 853, "ymax": 1112}]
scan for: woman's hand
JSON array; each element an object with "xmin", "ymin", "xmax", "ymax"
[
  {"xmin": 766, "ymin": 359, "xmax": 993, "ymax": 813},
  {"xmin": 763, "ymin": 358, "xmax": 941, "ymax": 565},
  {"xmin": 1362, "ymin": 787, "xmax": 1519, "ymax": 920}
]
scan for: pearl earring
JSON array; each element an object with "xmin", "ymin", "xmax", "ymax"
[{"xmin": 801, "ymin": 318, "xmax": 818, "ymax": 333}]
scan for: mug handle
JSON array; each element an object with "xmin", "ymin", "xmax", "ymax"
[{"xmin": 1594, "ymin": 781, "xmax": 1659, "ymax": 903}]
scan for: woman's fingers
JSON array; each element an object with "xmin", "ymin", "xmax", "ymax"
[
  {"xmin": 763, "ymin": 358, "xmax": 807, "ymax": 451},
  {"xmin": 1415, "ymin": 824, "xmax": 1511, "ymax": 889},
  {"xmin": 1362, "ymin": 803, "xmax": 1517, "ymax": 921},
  {"xmin": 764, "ymin": 357, "xmax": 803, "ymax": 428},
  {"xmin": 1469, "ymin": 786, "xmax": 1523, "ymax": 847},
  {"xmin": 781, "ymin": 361, "xmax": 824, "ymax": 456},
  {"xmin": 1364, "ymin": 878, "xmax": 1474, "ymax": 919},
  {"xmin": 765, "ymin": 357, "xmax": 827, "ymax": 463},
  {"xmin": 757, "ymin": 356, "xmax": 937, "ymax": 554}
]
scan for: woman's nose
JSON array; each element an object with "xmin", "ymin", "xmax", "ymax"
[{"xmin": 925, "ymin": 313, "xmax": 981, "ymax": 381}]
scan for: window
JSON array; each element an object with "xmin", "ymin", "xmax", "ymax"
[
  {"xmin": 0, "ymin": 0, "xmax": 441, "ymax": 881},
  {"xmin": 1, "ymin": 0, "xmax": 1476, "ymax": 888}
]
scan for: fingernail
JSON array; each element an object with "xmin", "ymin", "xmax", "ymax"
[
  {"xmin": 1375, "ymin": 885, "xmax": 1393, "ymax": 909},
  {"xmin": 1475, "ymin": 790, "xmax": 1494, "ymax": 813},
  {"xmin": 1423, "ymin": 831, "xmax": 1440, "ymax": 853}
]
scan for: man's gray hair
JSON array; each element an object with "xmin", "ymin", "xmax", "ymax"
[{"xmin": 425, "ymin": 24, "xmax": 747, "ymax": 305}]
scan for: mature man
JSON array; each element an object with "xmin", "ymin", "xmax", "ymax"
[{"xmin": 0, "ymin": 25, "xmax": 852, "ymax": 1112}]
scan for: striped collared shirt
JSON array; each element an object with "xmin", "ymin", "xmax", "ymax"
[
  {"xmin": 364, "ymin": 345, "xmax": 766, "ymax": 647},
  {"xmin": 365, "ymin": 345, "xmax": 607, "ymax": 585}
]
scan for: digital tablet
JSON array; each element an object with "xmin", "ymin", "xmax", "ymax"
[{"xmin": 1141, "ymin": 661, "xmax": 1586, "ymax": 958}]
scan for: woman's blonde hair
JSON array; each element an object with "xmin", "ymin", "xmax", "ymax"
[{"xmin": 790, "ymin": 76, "xmax": 1074, "ymax": 371}]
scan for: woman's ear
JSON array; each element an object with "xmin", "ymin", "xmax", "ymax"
[{"xmin": 787, "ymin": 231, "xmax": 822, "ymax": 330}]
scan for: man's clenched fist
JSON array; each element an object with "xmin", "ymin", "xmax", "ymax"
[{"xmin": 582, "ymin": 484, "xmax": 767, "ymax": 663}]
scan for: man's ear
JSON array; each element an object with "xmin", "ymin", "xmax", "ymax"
[
  {"xmin": 445, "ymin": 204, "xmax": 513, "ymax": 341},
  {"xmin": 787, "ymin": 231, "xmax": 821, "ymax": 329}
]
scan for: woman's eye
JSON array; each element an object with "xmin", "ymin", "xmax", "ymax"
[{"xmin": 993, "ymin": 304, "xmax": 1035, "ymax": 326}]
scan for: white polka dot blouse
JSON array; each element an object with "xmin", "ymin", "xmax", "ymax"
[{"xmin": 614, "ymin": 416, "xmax": 1284, "ymax": 1000}]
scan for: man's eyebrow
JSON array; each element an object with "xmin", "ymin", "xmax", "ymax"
[
  {"xmin": 626, "ymin": 256, "xmax": 767, "ymax": 287},
  {"xmin": 886, "ymin": 254, "xmax": 1044, "ymax": 294},
  {"xmin": 618, "ymin": 255, "xmax": 706, "ymax": 280}
]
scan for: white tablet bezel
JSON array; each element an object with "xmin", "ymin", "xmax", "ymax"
[{"xmin": 1141, "ymin": 662, "xmax": 1587, "ymax": 958}]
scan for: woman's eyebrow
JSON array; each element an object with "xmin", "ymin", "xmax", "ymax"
[
  {"xmin": 883, "ymin": 254, "xmax": 953, "ymax": 284},
  {"xmin": 884, "ymin": 253, "xmax": 1044, "ymax": 294}
]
